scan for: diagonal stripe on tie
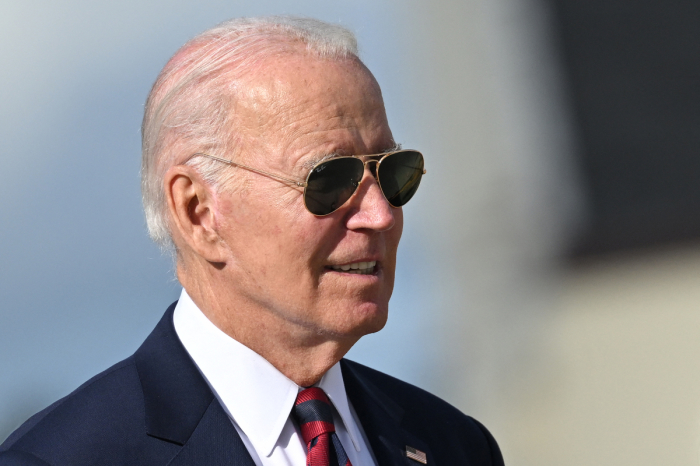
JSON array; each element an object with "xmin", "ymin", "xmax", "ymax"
[{"xmin": 292, "ymin": 387, "xmax": 353, "ymax": 466}]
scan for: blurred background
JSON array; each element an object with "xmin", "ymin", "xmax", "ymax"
[{"xmin": 2, "ymin": 0, "xmax": 700, "ymax": 464}]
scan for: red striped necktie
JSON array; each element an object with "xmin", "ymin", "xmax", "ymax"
[{"xmin": 292, "ymin": 387, "xmax": 352, "ymax": 466}]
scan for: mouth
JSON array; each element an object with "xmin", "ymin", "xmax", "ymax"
[{"xmin": 327, "ymin": 260, "xmax": 378, "ymax": 275}]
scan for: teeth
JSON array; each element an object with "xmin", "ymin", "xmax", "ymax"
[{"xmin": 331, "ymin": 260, "xmax": 377, "ymax": 274}]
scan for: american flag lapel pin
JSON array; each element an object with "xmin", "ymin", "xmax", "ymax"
[{"xmin": 405, "ymin": 445, "xmax": 427, "ymax": 464}]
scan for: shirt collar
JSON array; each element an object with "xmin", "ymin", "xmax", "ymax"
[{"xmin": 173, "ymin": 289, "xmax": 362, "ymax": 456}]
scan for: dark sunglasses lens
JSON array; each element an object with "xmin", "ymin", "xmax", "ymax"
[
  {"xmin": 304, "ymin": 158, "xmax": 364, "ymax": 215},
  {"xmin": 378, "ymin": 150, "xmax": 424, "ymax": 207}
]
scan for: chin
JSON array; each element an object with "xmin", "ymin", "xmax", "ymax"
[{"xmin": 342, "ymin": 302, "xmax": 389, "ymax": 338}]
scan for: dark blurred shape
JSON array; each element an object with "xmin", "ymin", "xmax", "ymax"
[{"xmin": 548, "ymin": 0, "xmax": 700, "ymax": 256}]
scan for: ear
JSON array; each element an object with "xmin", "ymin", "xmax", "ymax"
[{"xmin": 163, "ymin": 164, "xmax": 228, "ymax": 264}]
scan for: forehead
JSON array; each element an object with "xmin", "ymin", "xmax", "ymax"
[{"xmin": 231, "ymin": 49, "xmax": 394, "ymax": 166}]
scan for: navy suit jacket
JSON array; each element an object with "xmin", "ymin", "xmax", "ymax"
[{"xmin": 0, "ymin": 303, "xmax": 504, "ymax": 465}]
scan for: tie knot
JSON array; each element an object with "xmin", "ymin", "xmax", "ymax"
[{"xmin": 292, "ymin": 387, "xmax": 336, "ymax": 445}]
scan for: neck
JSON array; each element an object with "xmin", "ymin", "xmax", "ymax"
[{"xmin": 177, "ymin": 263, "xmax": 357, "ymax": 387}]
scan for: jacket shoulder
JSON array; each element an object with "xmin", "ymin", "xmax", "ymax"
[
  {"xmin": 341, "ymin": 359, "xmax": 505, "ymax": 465},
  {"xmin": 342, "ymin": 358, "xmax": 469, "ymax": 421},
  {"xmin": 0, "ymin": 357, "xmax": 177, "ymax": 465}
]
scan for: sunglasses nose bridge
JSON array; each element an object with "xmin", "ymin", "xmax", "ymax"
[
  {"xmin": 362, "ymin": 159, "xmax": 380, "ymax": 180},
  {"xmin": 354, "ymin": 159, "xmax": 390, "ymax": 208}
]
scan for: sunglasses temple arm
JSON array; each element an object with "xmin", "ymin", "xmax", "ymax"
[{"xmin": 190, "ymin": 153, "xmax": 308, "ymax": 188}]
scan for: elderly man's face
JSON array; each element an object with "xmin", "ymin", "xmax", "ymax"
[{"xmin": 212, "ymin": 51, "xmax": 402, "ymax": 344}]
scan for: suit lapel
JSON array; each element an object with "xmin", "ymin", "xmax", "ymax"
[
  {"xmin": 341, "ymin": 360, "xmax": 435, "ymax": 466},
  {"xmin": 135, "ymin": 303, "xmax": 255, "ymax": 465},
  {"xmin": 166, "ymin": 400, "xmax": 256, "ymax": 466}
]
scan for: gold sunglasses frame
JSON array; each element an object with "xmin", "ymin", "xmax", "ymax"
[{"xmin": 185, "ymin": 150, "xmax": 426, "ymax": 216}]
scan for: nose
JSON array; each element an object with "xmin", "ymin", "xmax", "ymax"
[{"xmin": 344, "ymin": 167, "xmax": 397, "ymax": 231}]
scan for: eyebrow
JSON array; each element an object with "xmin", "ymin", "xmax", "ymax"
[{"xmin": 301, "ymin": 142, "xmax": 403, "ymax": 170}]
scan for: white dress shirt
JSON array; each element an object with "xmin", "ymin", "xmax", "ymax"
[{"xmin": 173, "ymin": 289, "xmax": 377, "ymax": 466}]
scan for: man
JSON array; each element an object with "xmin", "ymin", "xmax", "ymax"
[{"xmin": 0, "ymin": 16, "xmax": 504, "ymax": 466}]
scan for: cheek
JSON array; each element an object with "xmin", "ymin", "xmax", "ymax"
[
  {"xmin": 230, "ymin": 205, "xmax": 330, "ymax": 275},
  {"xmin": 216, "ymin": 193, "xmax": 281, "ymax": 263},
  {"xmin": 290, "ymin": 214, "xmax": 342, "ymax": 252}
]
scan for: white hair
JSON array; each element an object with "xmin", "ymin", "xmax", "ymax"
[{"xmin": 141, "ymin": 16, "xmax": 359, "ymax": 253}]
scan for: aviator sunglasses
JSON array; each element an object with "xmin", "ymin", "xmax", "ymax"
[{"xmin": 187, "ymin": 150, "xmax": 426, "ymax": 216}]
